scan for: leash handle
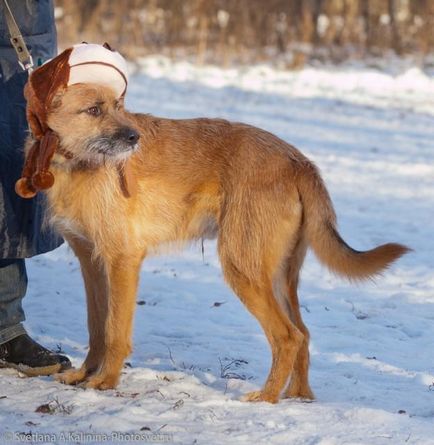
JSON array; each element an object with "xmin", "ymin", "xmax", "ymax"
[{"xmin": 2, "ymin": 0, "xmax": 34, "ymax": 73}]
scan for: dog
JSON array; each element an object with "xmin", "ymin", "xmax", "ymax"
[{"xmin": 18, "ymin": 78, "xmax": 406, "ymax": 403}]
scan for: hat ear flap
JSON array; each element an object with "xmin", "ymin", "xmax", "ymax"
[
  {"xmin": 28, "ymin": 47, "xmax": 73, "ymax": 106},
  {"xmin": 24, "ymin": 81, "xmax": 45, "ymax": 140},
  {"xmin": 16, "ymin": 48, "xmax": 73, "ymax": 199},
  {"xmin": 27, "ymin": 109, "xmax": 44, "ymax": 140},
  {"xmin": 25, "ymin": 47, "xmax": 73, "ymax": 138},
  {"xmin": 31, "ymin": 131, "xmax": 58, "ymax": 190},
  {"xmin": 15, "ymin": 140, "xmax": 39, "ymax": 198}
]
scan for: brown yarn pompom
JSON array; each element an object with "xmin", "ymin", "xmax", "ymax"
[
  {"xmin": 32, "ymin": 170, "xmax": 55, "ymax": 189},
  {"xmin": 15, "ymin": 178, "xmax": 37, "ymax": 199}
]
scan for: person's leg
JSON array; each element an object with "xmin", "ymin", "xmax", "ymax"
[
  {"xmin": 0, "ymin": 259, "xmax": 27, "ymax": 344},
  {"xmin": 0, "ymin": 258, "xmax": 71, "ymax": 376}
]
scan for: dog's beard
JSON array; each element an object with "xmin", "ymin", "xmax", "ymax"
[{"xmin": 82, "ymin": 136, "xmax": 139, "ymax": 164}]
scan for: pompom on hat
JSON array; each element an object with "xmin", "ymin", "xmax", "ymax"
[{"xmin": 15, "ymin": 43, "xmax": 130, "ymax": 199}]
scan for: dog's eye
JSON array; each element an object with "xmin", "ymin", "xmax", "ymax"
[{"xmin": 87, "ymin": 106, "xmax": 102, "ymax": 117}]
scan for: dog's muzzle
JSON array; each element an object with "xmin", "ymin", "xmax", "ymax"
[
  {"xmin": 86, "ymin": 127, "xmax": 140, "ymax": 157},
  {"xmin": 115, "ymin": 127, "xmax": 140, "ymax": 146}
]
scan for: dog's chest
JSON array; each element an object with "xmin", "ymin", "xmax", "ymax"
[
  {"xmin": 50, "ymin": 215, "xmax": 87, "ymax": 240},
  {"xmin": 46, "ymin": 169, "xmax": 120, "ymax": 242}
]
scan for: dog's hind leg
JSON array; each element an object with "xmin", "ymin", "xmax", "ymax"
[
  {"xmin": 55, "ymin": 237, "xmax": 109, "ymax": 385},
  {"xmin": 84, "ymin": 250, "xmax": 145, "ymax": 390},
  {"xmin": 218, "ymin": 189, "xmax": 305, "ymax": 403},
  {"xmin": 282, "ymin": 243, "xmax": 314, "ymax": 399},
  {"xmin": 220, "ymin": 254, "xmax": 303, "ymax": 403}
]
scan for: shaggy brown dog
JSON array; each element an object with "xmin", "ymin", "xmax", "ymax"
[{"xmin": 32, "ymin": 83, "xmax": 408, "ymax": 403}]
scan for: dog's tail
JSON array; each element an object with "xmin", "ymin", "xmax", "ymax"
[{"xmin": 296, "ymin": 161, "xmax": 410, "ymax": 281}]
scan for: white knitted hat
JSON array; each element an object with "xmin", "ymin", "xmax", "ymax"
[{"xmin": 67, "ymin": 43, "xmax": 128, "ymax": 97}]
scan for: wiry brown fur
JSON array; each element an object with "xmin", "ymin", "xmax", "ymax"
[{"xmin": 37, "ymin": 84, "xmax": 409, "ymax": 403}]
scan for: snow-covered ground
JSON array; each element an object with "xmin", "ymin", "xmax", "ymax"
[{"xmin": 1, "ymin": 58, "xmax": 433, "ymax": 444}]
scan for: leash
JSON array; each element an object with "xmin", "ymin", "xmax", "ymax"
[{"xmin": 2, "ymin": 0, "xmax": 34, "ymax": 73}]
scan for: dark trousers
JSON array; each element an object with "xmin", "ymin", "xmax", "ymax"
[{"xmin": 0, "ymin": 259, "xmax": 27, "ymax": 344}]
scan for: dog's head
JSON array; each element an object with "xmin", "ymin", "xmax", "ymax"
[
  {"xmin": 16, "ymin": 43, "xmax": 139, "ymax": 198},
  {"xmin": 48, "ymin": 83, "xmax": 140, "ymax": 164}
]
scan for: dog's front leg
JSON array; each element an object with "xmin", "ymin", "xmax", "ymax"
[
  {"xmin": 84, "ymin": 252, "xmax": 143, "ymax": 390},
  {"xmin": 55, "ymin": 237, "xmax": 109, "ymax": 385}
]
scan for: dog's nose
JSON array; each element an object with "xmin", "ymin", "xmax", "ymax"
[
  {"xmin": 127, "ymin": 129, "xmax": 140, "ymax": 144},
  {"xmin": 117, "ymin": 127, "xmax": 140, "ymax": 145}
]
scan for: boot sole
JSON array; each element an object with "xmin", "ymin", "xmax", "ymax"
[{"xmin": 0, "ymin": 360, "xmax": 62, "ymax": 377}]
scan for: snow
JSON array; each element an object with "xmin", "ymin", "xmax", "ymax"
[{"xmin": 1, "ymin": 58, "xmax": 433, "ymax": 444}]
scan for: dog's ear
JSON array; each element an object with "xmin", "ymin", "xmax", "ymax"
[
  {"xmin": 115, "ymin": 96, "xmax": 125, "ymax": 110},
  {"xmin": 103, "ymin": 42, "xmax": 114, "ymax": 51}
]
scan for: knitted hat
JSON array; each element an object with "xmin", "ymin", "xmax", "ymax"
[{"xmin": 15, "ymin": 43, "xmax": 129, "ymax": 199}]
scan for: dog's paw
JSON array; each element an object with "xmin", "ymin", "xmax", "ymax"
[
  {"xmin": 54, "ymin": 367, "xmax": 87, "ymax": 385},
  {"xmin": 240, "ymin": 390, "xmax": 279, "ymax": 404},
  {"xmin": 84, "ymin": 373, "xmax": 119, "ymax": 390},
  {"xmin": 283, "ymin": 385, "xmax": 315, "ymax": 401}
]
